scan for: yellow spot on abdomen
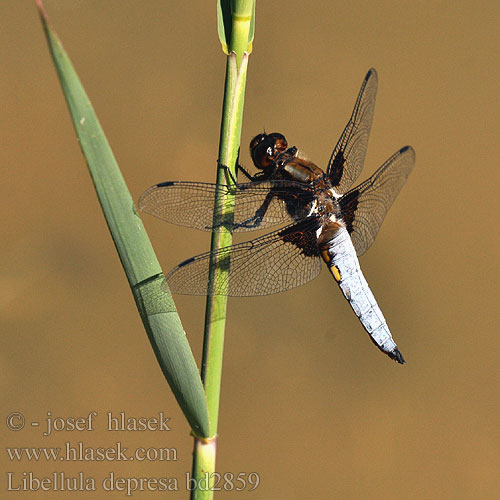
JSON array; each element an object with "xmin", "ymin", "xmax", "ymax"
[{"xmin": 331, "ymin": 265, "xmax": 342, "ymax": 282}]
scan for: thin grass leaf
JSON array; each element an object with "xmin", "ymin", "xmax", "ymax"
[
  {"xmin": 217, "ymin": 0, "xmax": 255, "ymax": 55},
  {"xmin": 35, "ymin": 0, "xmax": 209, "ymax": 437}
]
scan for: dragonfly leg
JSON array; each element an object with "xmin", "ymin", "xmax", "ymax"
[
  {"xmin": 236, "ymin": 163, "xmax": 257, "ymax": 181},
  {"xmin": 217, "ymin": 160, "xmax": 239, "ymax": 185},
  {"xmin": 217, "ymin": 153, "xmax": 257, "ymax": 183},
  {"xmin": 232, "ymin": 190, "xmax": 276, "ymax": 229}
]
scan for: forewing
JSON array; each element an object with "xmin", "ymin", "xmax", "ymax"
[
  {"xmin": 139, "ymin": 180, "xmax": 314, "ymax": 232},
  {"xmin": 339, "ymin": 146, "xmax": 415, "ymax": 256},
  {"xmin": 166, "ymin": 217, "xmax": 323, "ymax": 296},
  {"xmin": 327, "ymin": 68, "xmax": 378, "ymax": 193}
]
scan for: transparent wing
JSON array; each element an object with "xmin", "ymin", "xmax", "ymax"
[
  {"xmin": 339, "ymin": 146, "xmax": 415, "ymax": 256},
  {"xmin": 166, "ymin": 217, "xmax": 323, "ymax": 296},
  {"xmin": 139, "ymin": 180, "xmax": 315, "ymax": 232},
  {"xmin": 326, "ymin": 68, "xmax": 378, "ymax": 193}
]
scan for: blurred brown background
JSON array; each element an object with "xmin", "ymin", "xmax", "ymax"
[{"xmin": 1, "ymin": 1, "xmax": 499, "ymax": 498}]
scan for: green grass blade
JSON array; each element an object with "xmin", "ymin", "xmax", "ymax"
[
  {"xmin": 35, "ymin": 0, "xmax": 209, "ymax": 438},
  {"xmin": 217, "ymin": 0, "xmax": 231, "ymax": 54}
]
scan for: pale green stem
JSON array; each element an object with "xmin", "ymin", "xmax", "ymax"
[{"xmin": 190, "ymin": 2, "xmax": 253, "ymax": 498}]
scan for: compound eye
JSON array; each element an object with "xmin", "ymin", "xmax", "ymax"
[
  {"xmin": 249, "ymin": 132, "xmax": 288, "ymax": 170},
  {"xmin": 249, "ymin": 133, "xmax": 266, "ymax": 153},
  {"xmin": 269, "ymin": 133, "xmax": 288, "ymax": 154},
  {"xmin": 252, "ymin": 142, "xmax": 273, "ymax": 169}
]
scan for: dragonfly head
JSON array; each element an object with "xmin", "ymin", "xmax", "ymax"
[{"xmin": 250, "ymin": 132, "xmax": 288, "ymax": 170}]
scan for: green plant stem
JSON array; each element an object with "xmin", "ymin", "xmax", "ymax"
[
  {"xmin": 203, "ymin": 51, "xmax": 248, "ymax": 434},
  {"xmin": 190, "ymin": 1, "xmax": 254, "ymax": 497}
]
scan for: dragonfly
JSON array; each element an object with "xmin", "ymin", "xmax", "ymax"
[{"xmin": 139, "ymin": 68, "xmax": 415, "ymax": 364}]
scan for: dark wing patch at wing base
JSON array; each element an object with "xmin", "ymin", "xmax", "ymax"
[
  {"xmin": 339, "ymin": 146, "xmax": 415, "ymax": 256},
  {"xmin": 338, "ymin": 187, "xmax": 359, "ymax": 235},
  {"xmin": 279, "ymin": 218, "xmax": 322, "ymax": 257},
  {"xmin": 166, "ymin": 217, "xmax": 323, "ymax": 296},
  {"xmin": 328, "ymin": 150, "xmax": 346, "ymax": 188}
]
